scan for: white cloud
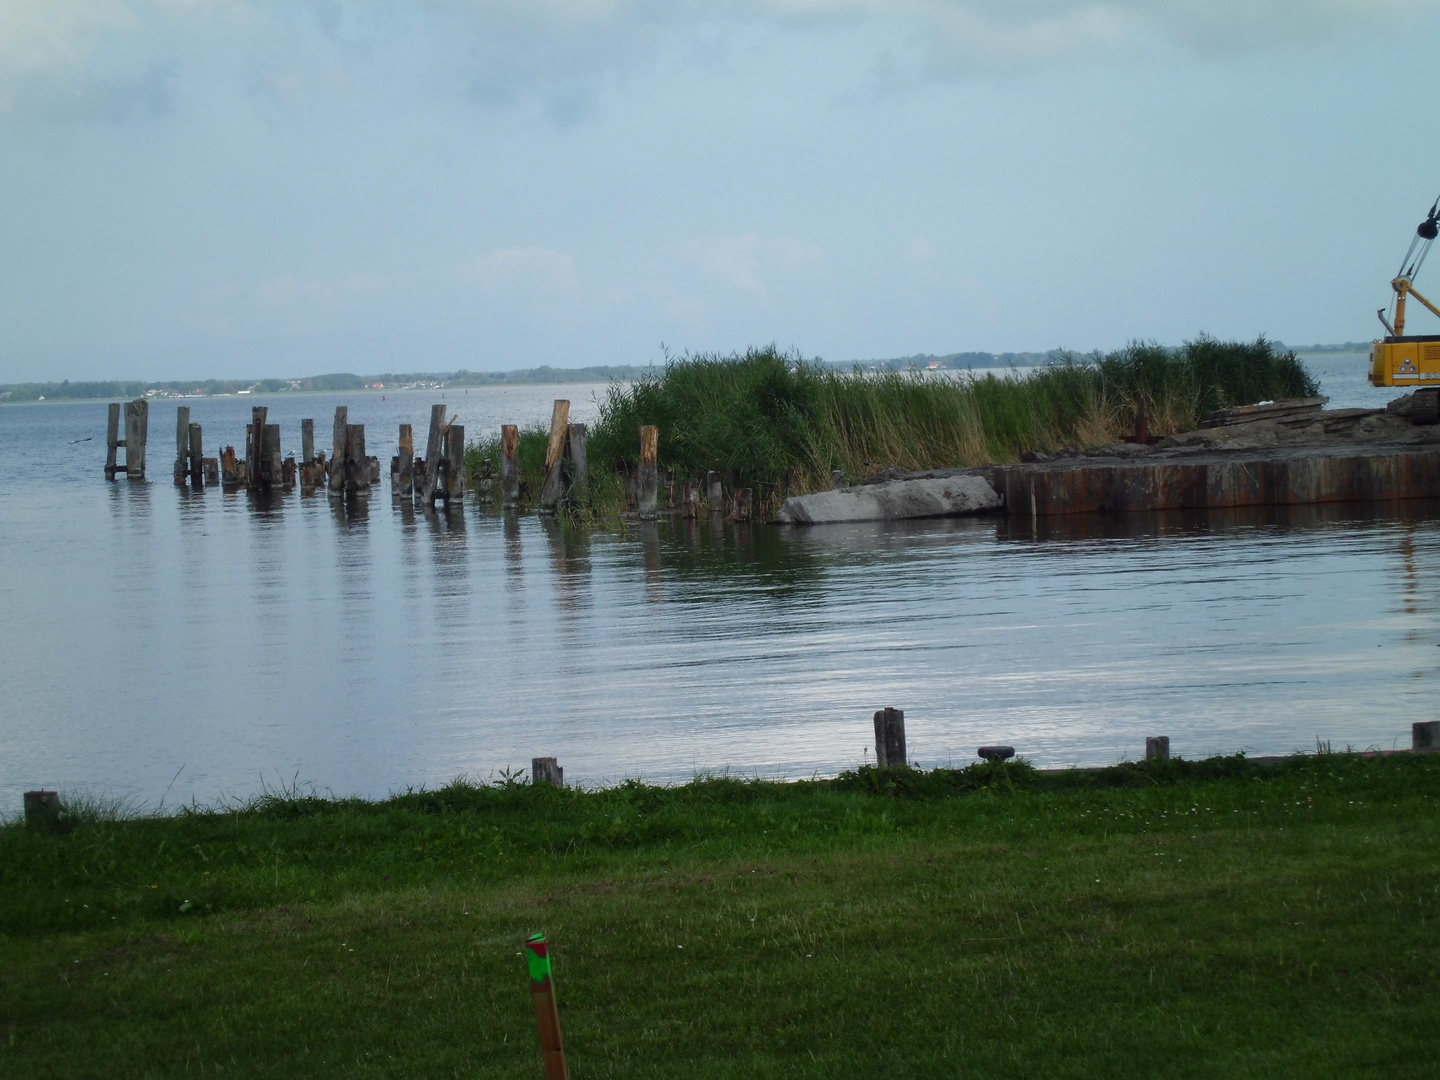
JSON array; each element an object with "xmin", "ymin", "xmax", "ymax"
[
  {"xmin": 256, "ymin": 272, "xmax": 386, "ymax": 306},
  {"xmin": 689, "ymin": 234, "xmax": 823, "ymax": 294},
  {"xmin": 462, "ymin": 246, "xmax": 577, "ymax": 291}
]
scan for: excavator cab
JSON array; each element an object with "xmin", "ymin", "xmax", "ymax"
[{"xmin": 1371, "ymin": 198, "xmax": 1440, "ymax": 386}]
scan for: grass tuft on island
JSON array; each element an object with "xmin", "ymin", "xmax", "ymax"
[
  {"xmin": 2, "ymin": 750, "xmax": 1437, "ymax": 1077},
  {"xmin": 466, "ymin": 337, "xmax": 1318, "ymax": 518}
]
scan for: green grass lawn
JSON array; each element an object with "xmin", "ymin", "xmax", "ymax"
[{"xmin": 2, "ymin": 754, "xmax": 1437, "ymax": 1078}]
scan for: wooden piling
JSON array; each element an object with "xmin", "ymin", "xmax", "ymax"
[
  {"xmin": 1146, "ymin": 735, "xmax": 1171, "ymax": 761},
  {"xmin": 423, "ymin": 404, "xmax": 446, "ymax": 504},
  {"xmin": 532, "ymin": 757, "xmax": 564, "ymax": 786},
  {"xmin": 446, "ymin": 424, "xmax": 466, "ymax": 501},
  {"xmin": 345, "ymin": 424, "xmax": 368, "ymax": 491},
  {"xmin": 396, "ymin": 424, "xmax": 414, "ymax": 498},
  {"xmin": 301, "ymin": 418, "xmax": 315, "ymax": 465},
  {"xmin": 248, "ymin": 407, "xmax": 268, "ymax": 490},
  {"xmin": 684, "ymin": 482, "xmax": 700, "ymax": 519},
  {"xmin": 706, "ymin": 470, "xmax": 722, "ymax": 512},
  {"xmin": 330, "ymin": 406, "xmax": 348, "ymax": 492},
  {"xmin": 220, "ymin": 446, "xmax": 238, "ymax": 487},
  {"xmin": 873, "ymin": 708, "xmax": 906, "ymax": 768},
  {"xmin": 105, "ymin": 403, "xmax": 121, "ymax": 479},
  {"xmin": 1415, "ymin": 721, "xmax": 1440, "ymax": 752},
  {"xmin": 123, "ymin": 399, "xmax": 148, "ymax": 480},
  {"xmin": 501, "ymin": 424, "xmax": 520, "ymax": 506},
  {"xmin": 566, "ymin": 424, "xmax": 588, "ymax": 491},
  {"xmin": 665, "ymin": 469, "xmax": 676, "ymax": 510},
  {"xmin": 539, "ymin": 400, "xmax": 571, "ymax": 512},
  {"xmin": 734, "ymin": 487, "xmax": 753, "ymax": 522},
  {"xmin": 262, "ymin": 423, "xmax": 282, "ymax": 489},
  {"xmin": 188, "ymin": 423, "xmax": 203, "ymax": 487},
  {"xmin": 23, "ymin": 790, "xmax": 63, "ymax": 830},
  {"xmin": 637, "ymin": 425, "xmax": 659, "ymax": 520},
  {"xmin": 203, "ymin": 458, "xmax": 219, "ymax": 485},
  {"xmin": 174, "ymin": 406, "xmax": 191, "ymax": 483}
]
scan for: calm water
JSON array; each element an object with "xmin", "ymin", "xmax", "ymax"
[{"xmin": 3, "ymin": 361, "xmax": 1437, "ymax": 809}]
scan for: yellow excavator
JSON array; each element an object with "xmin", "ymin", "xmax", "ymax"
[{"xmin": 1371, "ymin": 197, "xmax": 1440, "ymax": 385}]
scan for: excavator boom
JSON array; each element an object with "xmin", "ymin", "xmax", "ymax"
[{"xmin": 1370, "ymin": 197, "xmax": 1440, "ymax": 386}]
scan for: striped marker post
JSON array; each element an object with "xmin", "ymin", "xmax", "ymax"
[{"xmin": 526, "ymin": 933, "xmax": 570, "ymax": 1079}]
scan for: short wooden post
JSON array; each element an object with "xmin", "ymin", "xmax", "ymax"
[
  {"xmin": 1415, "ymin": 721, "xmax": 1440, "ymax": 752},
  {"xmin": 501, "ymin": 424, "xmax": 520, "ymax": 506},
  {"xmin": 262, "ymin": 423, "xmax": 282, "ymax": 489},
  {"xmin": 345, "ymin": 424, "xmax": 368, "ymax": 491},
  {"xmin": 1146, "ymin": 735, "xmax": 1170, "ymax": 761},
  {"xmin": 174, "ymin": 405, "xmax": 191, "ymax": 483},
  {"xmin": 525, "ymin": 934, "xmax": 570, "ymax": 1080},
  {"xmin": 446, "ymin": 424, "xmax": 466, "ymax": 500},
  {"xmin": 105, "ymin": 403, "xmax": 121, "ymax": 479},
  {"xmin": 301, "ymin": 418, "xmax": 315, "ymax": 465},
  {"xmin": 23, "ymin": 790, "xmax": 63, "ymax": 829},
  {"xmin": 123, "ymin": 399, "xmax": 148, "ymax": 479},
  {"xmin": 330, "ymin": 406, "xmax": 348, "ymax": 492},
  {"xmin": 832, "ymin": 470, "xmax": 846, "ymax": 490},
  {"xmin": 684, "ymin": 482, "xmax": 700, "ymax": 519},
  {"xmin": 203, "ymin": 458, "xmax": 219, "ymax": 485},
  {"xmin": 188, "ymin": 423, "xmax": 203, "ymax": 486},
  {"xmin": 566, "ymin": 424, "xmax": 588, "ymax": 492},
  {"xmin": 706, "ymin": 470, "xmax": 722, "ymax": 512},
  {"xmin": 873, "ymin": 708, "xmax": 906, "ymax": 768},
  {"xmin": 248, "ymin": 406, "xmax": 268, "ymax": 490},
  {"xmin": 734, "ymin": 487, "xmax": 753, "ymax": 522},
  {"xmin": 396, "ymin": 424, "xmax": 414, "ymax": 498},
  {"xmin": 532, "ymin": 757, "xmax": 564, "ymax": 786},
  {"xmin": 539, "ymin": 400, "xmax": 571, "ymax": 512},
  {"xmin": 637, "ymin": 425, "xmax": 659, "ymax": 520},
  {"xmin": 423, "ymin": 404, "xmax": 446, "ymax": 505},
  {"xmin": 220, "ymin": 446, "xmax": 238, "ymax": 487}
]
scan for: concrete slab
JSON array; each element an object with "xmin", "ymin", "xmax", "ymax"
[{"xmin": 776, "ymin": 474, "xmax": 1001, "ymax": 524}]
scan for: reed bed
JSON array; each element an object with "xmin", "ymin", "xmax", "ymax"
[{"xmin": 467, "ymin": 337, "xmax": 1317, "ymax": 517}]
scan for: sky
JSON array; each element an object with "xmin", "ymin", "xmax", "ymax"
[{"xmin": 3, "ymin": 1, "xmax": 1440, "ymax": 382}]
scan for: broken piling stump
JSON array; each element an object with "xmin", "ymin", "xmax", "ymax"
[
  {"xmin": 734, "ymin": 487, "xmax": 753, "ymax": 522},
  {"xmin": 532, "ymin": 757, "xmax": 564, "ymax": 787},
  {"xmin": 566, "ymin": 423, "xmax": 587, "ymax": 493},
  {"xmin": 1415, "ymin": 721, "xmax": 1440, "ymax": 752},
  {"xmin": 873, "ymin": 707, "xmax": 906, "ymax": 767},
  {"xmin": 174, "ymin": 406, "xmax": 191, "ymax": 484},
  {"xmin": 344, "ymin": 424, "xmax": 369, "ymax": 492},
  {"xmin": 23, "ymin": 790, "xmax": 63, "ymax": 829},
  {"xmin": 706, "ymin": 470, "xmax": 722, "ymax": 512},
  {"xmin": 220, "ymin": 446, "xmax": 238, "ymax": 488},
  {"xmin": 501, "ymin": 425, "xmax": 520, "ymax": 506},
  {"xmin": 329, "ymin": 406, "xmax": 348, "ymax": 492},
  {"xmin": 539, "ymin": 400, "xmax": 571, "ymax": 512},
  {"xmin": 395, "ymin": 424, "xmax": 414, "ymax": 498},
  {"xmin": 1146, "ymin": 735, "xmax": 1170, "ymax": 761},
  {"xmin": 637, "ymin": 425, "xmax": 659, "ymax": 520}
]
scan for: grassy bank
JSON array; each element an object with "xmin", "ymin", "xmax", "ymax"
[
  {"xmin": 3, "ymin": 752, "xmax": 1437, "ymax": 1077},
  {"xmin": 467, "ymin": 338, "xmax": 1317, "ymax": 517}
]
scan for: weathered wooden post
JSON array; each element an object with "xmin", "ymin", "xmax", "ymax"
[
  {"xmin": 532, "ymin": 758, "xmax": 564, "ymax": 786},
  {"xmin": 1415, "ymin": 721, "xmax": 1440, "ymax": 752},
  {"xmin": 395, "ymin": 424, "xmax": 414, "ymax": 498},
  {"xmin": 247, "ymin": 406, "xmax": 268, "ymax": 490},
  {"xmin": 345, "ymin": 424, "xmax": 368, "ymax": 492},
  {"xmin": 329, "ymin": 406, "xmax": 348, "ymax": 492},
  {"xmin": 873, "ymin": 708, "xmax": 906, "ymax": 768},
  {"xmin": 174, "ymin": 406, "xmax": 191, "ymax": 483},
  {"xmin": 684, "ymin": 482, "xmax": 700, "ymax": 519},
  {"xmin": 525, "ymin": 934, "xmax": 570, "ymax": 1080},
  {"xmin": 422, "ymin": 404, "xmax": 447, "ymax": 505},
  {"xmin": 1146, "ymin": 736, "xmax": 1171, "ymax": 761},
  {"xmin": 301, "ymin": 418, "xmax": 315, "ymax": 465},
  {"xmin": 220, "ymin": 446, "xmax": 238, "ymax": 487},
  {"xmin": 637, "ymin": 425, "xmax": 659, "ymax": 520},
  {"xmin": 23, "ymin": 790, "xmax": 63, "ymax": 830},
  {"xmin": 262, "ymin": 422, "xmax": 283, "ymax": 489},
  {"xmin": 446, "ymin": 423, "xmax": 466, "ymax": 501},
  {"xmin": 188, "ymin": 423, "xmax": 204, "ymax": 487},
  {"xmin": 706, "ymin": 470, "xmax": 722, "ymax": 512},
  {"xmin": 123, "ymin": 398, "xmax": 148, "ymax": 479},
  {"xmin": 566, "ymin": 424, "xmax": 587, "ymax": 492},
  {"xmin": 539, "ymin": 400, "xmax": 571, "ymax": 512},
  {"xmin": 501, "ymin": 424, "xmax": 520, "ymax": 506},
  {"xmin": 734, "ymin": 487, "xmax": 753, "ymax": 522},
  {"xmin": 665, "ymin": 469, "xmax": 676, "ymax": 511},
  {"xmin": 203, "ymin": 457, "xmax": 219, "ymax": 486},
  {"xmin": 105, "ymin": 403, "xmax": 122, "ymax": 479}
]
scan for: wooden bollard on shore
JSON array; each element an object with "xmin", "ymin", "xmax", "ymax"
[
  {"xmin": 525, "ymin": 934, "xmax": 570, "ymax": 1080},
  {"xmin": 734, "ymin": 487, "xmax": 753, "ymax": 522},
  {"xmin": 706, "ymin": 470, "xmax": 722, "ymax": 512},
  {"xmin": 637, "ymin": 425, "xmax": 659, "ymax": 520},
  {"xmin": 873, "ymin": 707, "xmax": 906, "ymax": 767},
  {"xmin": 1146, "ymin": 735, "xmax": 1170, "ymax": 761},
  {"xmin": 532, "ymin": 757, "xmax": 564, "ymax": 786},
  {"xmin": 1415, "ymin": 721, "xmax": 1440, "ymax": 752},
  {"xmin": 539, "ymin": 400, "xmax": 571, "ymax": 512},
  {"xmin": 23, "ymin": 790, "xmax": 63, "ymax": 829},
  {"xmin": 501, "ymin": 425, "xmax": 520, "ymax": 506},
  {"xmin": 174, "ymin": 406, "xmax": 191, "ymax": 483}
]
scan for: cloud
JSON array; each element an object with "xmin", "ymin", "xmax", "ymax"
[
  {"xmin": 689, "ymin": 234, "xmax": 823, "ymax": 294},
  {"xmin": 462, "ymin": 246, "xmax": 578, "ymax": 291},
  {"xmin": 257, "ymin": 272, "xmax": 386, "ymax": 306}
]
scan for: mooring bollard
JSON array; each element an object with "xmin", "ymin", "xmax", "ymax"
[
  {"xmin": 532, "ymin": 757, "xmax": 564, "ymax": 786},
  {"xmin": 526, "ymin": 933, "xmax": 570, "ymax": 1080},
  {"xmin": 501, "ymin": 424, "xmax": 520, "ymax": 506},
  {"xmin": 637, "ymin": 425, "xmax": 659, "ymax": 520},
  {"xmin": 735, "ymin": 487, "xmax": 753, "ymax": 522},
  {"xmin": 978, "ymin": 745, "xmax": 1015, "ymax": 763},
  {"xmin": 1146, "ymin": 735, "xmax": 1170, "ymax": 761},
  {"xmin": 873, "ymin": 707, "xmax": 906, "ymax": 767},
  {"xmin": 539, "ymin": 400, "xmax": 571, "ymax": 512},
  {"xmin": 23, "ymin": 790, "xmax": 63, "ymax": 829},
  {"xmin": 1415, "ymin": 721, "xmax": 1440, "ymax": 752},
  {"xmin": 706, "ymin": 470, "xmax": 722, "ymax": 511}
]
